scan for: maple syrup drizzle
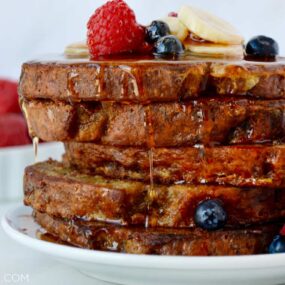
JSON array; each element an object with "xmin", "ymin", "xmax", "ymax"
[
  {"xmin": 20, "ymin": 98, "xmax": 35, "ymax": 138},
  {"xmin": 20, "ymin": 97, "xmax": 39, "ymax": 163},
  {"xmin": 67, "ymin": 69, "xmax": 80, "ymax": 104},
  {"xmin": 118, "ymin": 64, "xmax": 155, "ymax": 229},
  {"xmin": 33, "ymin": 137, "xmax": 39, "ymax": 162},
  {"xmin": 144, "ymin": 105, "xmax": 155, "ymax": 228},
  {"xmin": 37, "ymin": 231, "xmax": 68, "ymax": 245},
  {"xmin": 119, "ymin": 65, "xmax": 140, "ymax": 99}
]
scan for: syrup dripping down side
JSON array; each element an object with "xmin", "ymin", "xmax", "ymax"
[
  {"xmin": 20, "ymin": 98, "xmax": 39, "ymax": 163},
  {"xmin": 117, "ymin": 64, "xmax": 156, "ymax": 229},
  {"xmin": 144, "ymin": 105, "xmax": 155, "ymax": 229},
  {"xmin": 33, "ymin": 137, "xmax": 39, "ymax": 163}
]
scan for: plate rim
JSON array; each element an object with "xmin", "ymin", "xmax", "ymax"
[{"xmin": 2, "ymin": 205, "xmax": 285, "ymax": 271}]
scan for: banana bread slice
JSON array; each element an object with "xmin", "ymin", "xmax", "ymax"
[
  {"xmin": 24, "ymin": 160, "xmax": 285, "ymax": 228},
  {"xmin": 19, "ymin": 56, "xmax": 285, "ymax": 102},
  {"xmin": 34, "ymin": 211, "xmax": 280, "ymax": 255},
  {"xmin": 22, "ymin": 98, "xmax": 285, "ymax": 146},
  {"xmin": 64, "ymin": 143, "xmax": 285, "ymax": 187}
]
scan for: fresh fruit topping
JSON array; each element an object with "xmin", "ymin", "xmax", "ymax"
[
  {"xmin": 154, "ymin": 35, "xmax": 184, "ymax": 56},
  {"xmin": 194, "ymin": 199, "xmax": 227, "ymax": 231},
  {"xmin": 168, "ymin": 12, "xmax": 178, "ymax": 17},
  {"xmin": 245, "ymin": 35, "xmax": 279, "ymax": 58},
  {"xmin": 163, "ymin": 17, "xmax": 189, "ymax": 42},
  {"xmin": 184, "ymin": 41, "xmax": 244, "ymax": 58},
  {"xmin": 146, "ymin": 21, "xmax": 171, "ymax": 43},
  {"xmin": 178, "ymin": 5, "xmax": 244, "ymax": 45},
  {"xmin": 269, "ymin": 235, "xmax": 285, "ymax": 254},
  {"xmin": 138, "ymin": 41, "xmax": 154, "ymax": 54},
  {"xmin": 0, "ymin": 79, "xmax": 21, "ymax": 114},
  {"xmin": 189, "ymin": 32, "xmax": 207, "ymax": 43},
  {"xmin": 87, "ymin": 0, "xmax": 145, "ymax": 57},
  {"xmin": 65, "ymin": 42, "xmax": 89, "ymax": 58},
  {"xmin": 0, "ymin": 114, "xmax": 30, "ymax": 147},
  {"xmin": 280, "ymin": 225, "xmax": 285, "ymax": 236}
]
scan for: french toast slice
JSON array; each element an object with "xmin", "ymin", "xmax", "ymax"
[
  {"xmin": 19, "ymin": 56, "xmax": 285, "ymax": 102},
  {"xmin": 22, "ymin": 98, "xmax": 285, "ymax": 146},
  {"xmin": 64, "ymin": 143, "xmax": 285, "ymax": 187},
  {"xmin": 24, "ymin": 160, "xmax": 285, "ymax": 228},
  {"xmin": 34, "ymin": 211, "xmax": 280, "ymax": 255}
]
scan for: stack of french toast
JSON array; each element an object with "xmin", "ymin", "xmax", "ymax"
[
  {"xmin": 19, "ymin": 55, "xmax": 285, "ymax": 255},
  {"xmin": 20, "ymin": 1, "xmax": 285, "ymax": 255}
]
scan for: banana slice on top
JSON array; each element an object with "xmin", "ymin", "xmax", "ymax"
[
  {"xmin": 178, "ymin": 5, "xmax": 244, "ymax": 45},
  {"xmin": 64, "ymin": 42, "xmax": 89, "ymax": 58},
  {"xmin": 184, "ymin": 40, "xmax": 244, "ymax": 58},
  {"xmin": 163, "ymin": 16, "xmax": 189, "ymax": 42}
]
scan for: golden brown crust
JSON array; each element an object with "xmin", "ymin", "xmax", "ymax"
[
  {"xmin": 22, "ymin": 98, "xmax": 285, "ymax": 146},
  {"xmin": 24, "ymin": 160, "xmax": 285, "ymax": 228},
  {"xmin": 19, "ymin": 58, "xmax": 285, "ymax": 102},
  {"xmin": 34, "ymin": 211, "xmax": 280, "ymax": 255},
  {"xmin": 64, "ymin": 143, "xmax": 285, "ymax": 187}
]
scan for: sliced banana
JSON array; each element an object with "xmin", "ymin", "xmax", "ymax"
[
  {"xmin": 64, "ymin": 42, "xmax": 89, "ymax": 58},
  {"xmin": 178, "ymin": 5, "xmax": 244, "ymax": 45},
  {"xmin": 184, "ymin": 41, "xmax": 244, "ymax": 58},
  {"xmin": 163, "ymin": 16, "xmax": 189, "ymax": 42}
]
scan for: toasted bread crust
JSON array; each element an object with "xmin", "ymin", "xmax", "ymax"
[
  {"xmin": 22, "ymin": 98, "xmax": 285, "ymax": 146},
  {"xmin": 19, "ymin": 57, "xmax": 285, "ymax": 102},
  {"xmin": 24, "ymin": 161, "xmax": 285, "ymax": 228},
  {"xmin": 34, "ymin": 211, "xmax": 280, "ymax": 255},
  {"xmin": 64, "ymin": 143, "xmax": 285, "ymax": 187}
]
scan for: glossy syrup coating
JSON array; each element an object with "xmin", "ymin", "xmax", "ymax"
[
  {"xmin": 22, "ymin": 98, "xmax": 285, "ymax": 147},
  {"xmin": 64, "ymin": 143, "xmax": 285, "ymax": 188},
  {"xmin": 19, "ymin": 55, "xmax": 285, "ymax": 103},
  {"xmin": 24, "ymin": 160, "xmax": 285, "ymax": 228},
  {"xmin": 34, "ymin": 210, "xmax": 281, "ymax": 255}
]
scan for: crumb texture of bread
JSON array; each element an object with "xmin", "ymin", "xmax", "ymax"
[
  {"xmin": 22, "ymin": 98, "xmax": 285, "ymax": 146},
  {"xmin": 24, "ymin": 160, "xmax": 285, "ymax": 228},
  {"xmin": 34, "ymin": 211, "xmax": 280, "ymax": 255}
]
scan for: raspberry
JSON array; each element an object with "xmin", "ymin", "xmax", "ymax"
[
  {"xmin": 138, "ymin": 41, "xmax": 153, "ymax": 54},
  {"xmin": 87, "ymin": 0, "xmax": 146, "ymax": 57},
  {"xmin": 0, "ymin": 79, "xmax": 21, "ymax": 114},
  {"xmin": 0, "ymin": 114, "xmax": 30, "ymax": 147},
  {"xmin": 168, "ymin": 12, "xmax": 178, "ymax": 17}
]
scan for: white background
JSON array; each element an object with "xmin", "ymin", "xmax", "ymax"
[{"xmin": 0, "ymin": 0, "xmax": 285, "ymax": 80}]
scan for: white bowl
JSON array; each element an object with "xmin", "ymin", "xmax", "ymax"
[
  {"xmin": 0, "ymin": 143, "xmax": 64, "ymax": 202},
  {"xmin": 2, "ymin": 205, "xmax": 285, "ymax": 285}
]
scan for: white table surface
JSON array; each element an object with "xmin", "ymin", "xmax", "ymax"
[{"xmin": 0, "ymin": 202, "xmax": 108, "ymax": 285}]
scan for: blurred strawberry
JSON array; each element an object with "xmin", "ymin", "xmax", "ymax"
[
  {"xmin": 0, "ymin": 79, "xmax": 21, "ymax": 114},
  {"xmin": 0, "ymin": 114, "xmax": 31, "ymax": 147}
]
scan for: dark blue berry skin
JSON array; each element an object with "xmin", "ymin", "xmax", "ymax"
[
  {"xmin": 146, "ymin": 21, "xmax": 171, "ymax": 43},
  {"xmin": 269, "ymin": 235, "xmax": 285, "ymax": 254},
  {"xmin": 246, "ymin": 35, "xmax": 279, "ymax": 58},
  {"xmin": 194, "ymin": 199, "xmax": 227, "ymax": 231},
  {"xmin": 154, "ymin": 35, "xmax": 184, "ymax": 56}
]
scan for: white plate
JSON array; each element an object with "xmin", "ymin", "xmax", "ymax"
[
  {"xmin": 2, "ymin": 205, "xmax": 285, "ymax": 285},
  {"xmin": 0, "ymin": 143, "xmax": 64, "ymax": 202}
]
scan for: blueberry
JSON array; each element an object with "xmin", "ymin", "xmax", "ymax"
[
  {"xmin": 194, "ymin": 199, "xmax": 227, "ymax": 231},
  {"xmin": 269, "ymin": 235, "xmax": 285, "ymax": 254},
  {"xmin": 146, "ymin": 21, "xmax": 170, "ymax": 43},
  {"xmin": 154, "ymin": 35, "xmax": 184, "ymax": 56},
  {"xmin": 246, "ymin": 35, "xmax": 279, "ymax": 58}
]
